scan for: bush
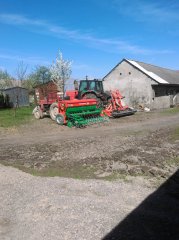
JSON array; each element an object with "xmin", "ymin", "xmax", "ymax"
[{"xmin": 0, "ymin": 94, "xmax": 5, "ymax": 107}]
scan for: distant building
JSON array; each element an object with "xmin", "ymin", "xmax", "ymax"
[
  {"xmin": 103, "ymin": 59, "xmax": 179, "ymax": 109},
  {"xmin": 2, "ymin": 87, "xmax": 29, "ymax": 107}
]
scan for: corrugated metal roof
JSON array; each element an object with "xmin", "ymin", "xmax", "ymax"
[
  {"xmin": 126, "ymin": 59, "xmax": 179, "ymax": 84},
  {"xmin": 3, "ymin": 86, "xmax": 28, "ymax": 91}
]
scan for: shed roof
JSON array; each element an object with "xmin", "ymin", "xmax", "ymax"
[{"xmin": 3, "ymin": 86, "xmax": 28, "ymax": 91}]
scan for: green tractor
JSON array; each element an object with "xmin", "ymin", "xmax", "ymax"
[
  {"xmin": 76, "ymin": 79, "xmax": 137, "ymax": 118},
  {"xmin": 78, "ymin": 79, "xmax": 111, "ymax": 107}
]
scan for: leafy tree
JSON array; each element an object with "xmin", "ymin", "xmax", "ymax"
[
  {"xmin": 0, "ymin": 70, "xmax": 14, "ymax": 89},
  {"xmin": 23, "ymin": 66, "xmax": 51, "ymax": 93},
  {"xmin": 50, "ymin": 50, "xmax": 72, "ymax": 96},
  {"xmin": 31, "ymin": 65, "xmax": 51, "ymax": 85},
  {"xmin": 22, "ymin": 77, "xmax": 36, "ymax": 94}
]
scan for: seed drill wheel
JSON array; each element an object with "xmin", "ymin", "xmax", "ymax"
[
  {"xmin": 33, "ymin": 106, "xmax": 43, "ymax": 119},
  {"xmin": 50, "ymin": 102, "xmax": 58, "ymax": 121},
  {"xmin": 56, "ymin": 114, "xmax": 64, "ymax": 125}
]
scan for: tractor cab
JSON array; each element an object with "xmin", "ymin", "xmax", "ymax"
[
  {"xmin": 79, "ymin": 79, "xmax": 104, "ymax": 95},
  {"xmin": 77, "ymin": 79, "xmax": 111, "ymax": 106}
]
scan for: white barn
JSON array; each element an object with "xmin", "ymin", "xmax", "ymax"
[{"xmin": 103, "ymin": 59, "xmax": 179, "ymax": 109}]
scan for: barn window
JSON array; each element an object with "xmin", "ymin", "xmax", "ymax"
[
  {"xmin": 120, "ymin": 73, "xmax": 122, "ymax": 75},
  {"xmin": 129, "ymin": 72, "xmax": 131, "ymax": 75}
]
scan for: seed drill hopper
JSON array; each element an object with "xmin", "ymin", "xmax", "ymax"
[{"xmin": 56, "ymin": 98, "xmax": 107, "ymax": 128}]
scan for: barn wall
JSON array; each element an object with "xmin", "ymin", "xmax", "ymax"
[
  {"xmin": 174, "ymin": 93, "xmax": 179, "ymax": 105},
  {"xmin": 151, "ymin": 96, "xmax": 170, "ymax": 109},
  {"xmin": 103, "ymin": 61, "xmax": 155, "ymax": 108},
  {"xmin": 152, "ymin": 85, "xmax": 179, "ymax": 109},
  {"xmin": 103, "ymin": 61, "xmax": 173, "ymax": 109}
]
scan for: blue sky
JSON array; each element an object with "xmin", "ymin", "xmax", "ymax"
[{"xmin": 0, "ymin": 0, "xmax": 179, "ymax": 79}]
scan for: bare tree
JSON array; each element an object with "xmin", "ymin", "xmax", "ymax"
[
  {"xmin": 16, "ymin": 61, "xmax": 28, "ymax": 86},
  {"xmin": 50, "ymin": 50, "xmax": 72, "ymax": 98}
]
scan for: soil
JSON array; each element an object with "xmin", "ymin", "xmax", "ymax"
[
  {"xmin": 0, "ymin": 110, "xmax": 179, "ymax": 239},
  {"xmin": 0, "ymin": 110, "xmax": 179, "ymax": 179}
]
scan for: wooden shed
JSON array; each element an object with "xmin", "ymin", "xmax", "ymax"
[{"xmin": 3, "ymin": 87, "xmax": 29, "ymax": 107}]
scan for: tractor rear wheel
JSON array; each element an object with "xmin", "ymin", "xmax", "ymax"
[
  {"xmin": 33, "ymin": 106, "xmax": 43, "ymax": 119},
  {"xmin": 56, "ymin": 114, "xmax": 64, "ymax": 125},
  {"xmin": 50, "ymin": 102, "xmax": 58, "ymax": 121},
  {"xmin": 82, "ymin": 93, "xmax": 103, "ymax": 108}
]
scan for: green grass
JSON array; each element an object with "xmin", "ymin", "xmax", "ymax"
[
  {"xmin": 165, "ymin": 156, "xmax": 179, "ymax": 166},
  {"xmin": 160, "ymin": 107, "xmax": 179, "ymax": 115},
  {"xmin": 0, "ymin": 106, "xmax": 34, "ymax": 128},
  {"xmin": 3, "ymin": 163, "xmax": 98, "ymax": 179},
  {"xmin": 102, "ymin": 172, "xmax": 128, "ymax": 181},
  {"xmin": 29, "ymin": 165, "xmax": 97, "ymax": 179},
  {"xmin": 172, "ymin": 126, "xmax": 179, "ymax": 140}
]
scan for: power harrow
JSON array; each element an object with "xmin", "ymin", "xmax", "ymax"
[{"xmin": 103, "ymin": 90, "xmax": 137, "ymax": 117}]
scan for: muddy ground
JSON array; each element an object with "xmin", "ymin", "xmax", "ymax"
[{"xmin": 0, "ymin": 110, "xmax": 179, "ymax": 181}]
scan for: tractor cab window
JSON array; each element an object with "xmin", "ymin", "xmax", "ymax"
[
  {"xmin": 89, "ymin": 81, "xmax": 96, "ymax": 90},
  {"xmin": 79, "ymin": 81, "xmax": 88, "ymax": 91},
  {"xmin": 96, "ymin": 81, "xmax": 103, "ymax": 92}
]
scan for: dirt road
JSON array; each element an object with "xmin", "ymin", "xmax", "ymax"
[
  {"xmin": 0, "ymin": 111, "xmax": 179, "ymax": 179},
  {"xmin": 0, "ymin": 110, "xmax": 179, "ymax": 239}
]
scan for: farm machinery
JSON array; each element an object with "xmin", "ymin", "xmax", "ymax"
[
  {"xmin": 33, "ymin": 79, "xmax": 136, "ymax": 127},
  {"xmin": 33, "ymin": 89, "xmax": 107, "ymax": 127},
  {"xmin": 76, "ymin": 79, "xmax": 136, "ymax": 117}
]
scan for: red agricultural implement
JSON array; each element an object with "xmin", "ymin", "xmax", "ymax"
[
  {"xmin": 102, "ymin": 90, "xmax": 136, "ymax": 117},
  {"xmin": 33, "ymin": 90, "xmax": 107, "ymax": 127},
  {"xmin": 33, "ymin": 79, "xmax": 136, "ymax": 127}
]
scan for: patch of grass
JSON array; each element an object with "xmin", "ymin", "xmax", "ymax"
[
  {"xmin": 165, "ymin": 156, "xmax": 179, "ymax": 166},
  {"xmin": 30, "ymin": 166, "xmax": 97, "ymax": 179},
  {"xmin": 4, "ymin": 163, "xmax": 98, "ymax": 179},
  {"xmin": 101, "ymin": 172, "xmax": 129, "ymax": 181},
  {"xmin": 172, "ymin": 126, "xmax": 179, "ymax": 140},
  {"xmin": 160, "ymin": 107, "xmax": 179, "ymax": 115},
  {"xmin": 0, "ymin": 106, "xmax": 34, "ymax": 128}
]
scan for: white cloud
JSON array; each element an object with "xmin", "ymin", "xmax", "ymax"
[
  {"xmin": 0, "ymin": 53, "xmax": 50, "ymax": 65},
  {"xmin": 0, "ymin": 13, "xmax": 172, "ymax": 55},
  {"xmin": 111, "ymin": 0, "xmax": 179, "ymax": 23}
]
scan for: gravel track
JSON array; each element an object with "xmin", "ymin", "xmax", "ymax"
[{"xmin": 0, "ymin": 165, "xmax": 153, "ymax": 240}]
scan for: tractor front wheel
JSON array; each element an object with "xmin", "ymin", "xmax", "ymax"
[
  {"xmin": 50, "ymin": 103, "xmax": 58, "ymax": 121},
  {"xmin": 56, "ymin": 114, "xmax": 64, "ymax": 125},
  {"xmin": 33, "ymin": 106, "xmax": 43, "ymax": 119}
]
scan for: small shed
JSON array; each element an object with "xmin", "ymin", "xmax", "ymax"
[
  {"xmin": 3, "ymin": 87, "xmax": 29, "ymax": 107},
  {"xmin": 103, "ymin": 59, "xmax": 179, "ymax": 109}
]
